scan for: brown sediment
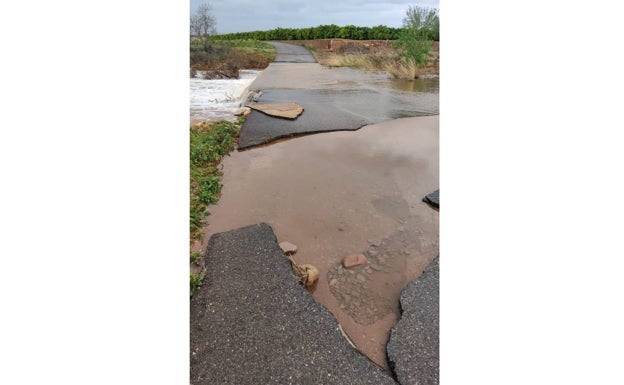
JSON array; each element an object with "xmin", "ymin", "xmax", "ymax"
[{"xmin": 198, "ymin": 116, "xmax": 438, "ymax": 369}]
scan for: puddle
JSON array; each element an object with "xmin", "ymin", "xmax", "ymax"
[
  {"xmin": 199, "ymin": 116, "xmax": 439, "ymax": 369},
  {"xmin": 375, "ymin": 76, "xmax": 439, "ymax": 93}
]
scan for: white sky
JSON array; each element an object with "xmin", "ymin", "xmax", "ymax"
[{"xmin": 190, "ymin": 0, "xmax": 440, "ymax": 34}]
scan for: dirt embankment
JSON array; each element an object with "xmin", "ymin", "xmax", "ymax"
[
  {"xmin": 275, "ymin": 39, "xmax": 396, "ymax": 51},
  {"xmin": 277, "ymin": 39, "xmax": 439, "ymax": 75}
]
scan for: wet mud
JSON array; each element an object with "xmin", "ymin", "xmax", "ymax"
[
  {"xmin": 327, "ymin": 214, "xmax": 436, "ymax": 326},
  {"xmin": 199, "ymin": 116, "xmax": 439, "ymax": 369}
]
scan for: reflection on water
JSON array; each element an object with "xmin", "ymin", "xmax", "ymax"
[
  {"xmin": 382, "ymin": 76, "xmax": 439, "ymax": 93},
  {"xmin": 198, "ymin": 116, "xmax": 439, "ymax": 369}
]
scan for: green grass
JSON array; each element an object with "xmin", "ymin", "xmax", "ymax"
[
  {"xmin": 190, "ymin": 272, "xmax": 205, "ymax": 298},
  {"xmin": 190, "ymin": 119, "xmax": 242, "ymax": 238},
  {"xmin": 190, "ymin": 251, "xmax": 202, "ymax": 264},
  {"xmin": 189, "ymin": 119, "xmax": 243, "ymax": 298},
  {"xmin": 222, "ymin": 39, "xmax": 276, "ymax": 62},
  {"xmin": 190, "ymin": 39, "xmax": 276, "ymax": 71}
]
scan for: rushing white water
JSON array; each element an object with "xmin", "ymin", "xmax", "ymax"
[{"xmin": 190, "ymin": 69, "xmax": 261, "ymax": 122}]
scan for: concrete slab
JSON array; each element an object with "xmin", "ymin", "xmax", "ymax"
[
  {"xmin": 386, "ymin": 257, "xmax": 439, "ymax": 385},
  {"xmin": 190, "ymin": 223, "xmax": 397, "ymax": 385},
  {"xmin": 246, "ymin": 102, "xmax": 304, "ymax": 119}
]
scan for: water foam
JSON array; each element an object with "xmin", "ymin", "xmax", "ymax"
[{"xmin": 190, "ymin": 70, "xmax": 261, "ymax": 122}]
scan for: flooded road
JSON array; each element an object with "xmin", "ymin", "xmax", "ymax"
[
  {"xmin": 200, "ymin": 116, "xmax": 439, "ymax": 368},
  {"xmin": 239, "ymin": 66, "xmax": 438, "ymax": 149}
]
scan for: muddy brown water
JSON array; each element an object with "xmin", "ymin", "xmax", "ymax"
[{"xmin": 197, "ymin": 115, "xmax": 438, "ymax": 369}]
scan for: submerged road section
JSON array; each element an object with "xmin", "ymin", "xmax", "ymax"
[
  {"xmin": 191, "ymin": 42, "xmax": 439, "ymax": 384},
  {"xmin": 239, "ymin": 42, "xmax": 438, "ymax": 149}
]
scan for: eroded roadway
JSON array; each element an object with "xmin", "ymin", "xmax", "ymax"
[
  {"xmin": 190, "ymin": 42, "xmax": 439, "ymax": 385},
  {"xmin": 238, "ymin": 42, "xmax": 438, "ymax": 149}
]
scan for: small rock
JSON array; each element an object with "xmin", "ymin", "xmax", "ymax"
[
  {"xmin": 330, "ymin": 278, "xmax": 338, "ymax": 287},
  {"xmin": 356, "ymin": 274, "xmax": 366, "ymax": 283},
  {"xmin": 300, "ymin": 264, "xmax": 319, "ymax": 287},
  {"xmin": 279, "ymin": 241, "xmax": 298, "ymax": 255},
  {"xmin": 342, "ymin": 253, "xmax": 368, "ymax": 269},
  {"xmin": 368, "ymin": 250, "xmax": 378, "ymax": 257}
]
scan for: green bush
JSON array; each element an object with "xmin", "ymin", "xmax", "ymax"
[{"xmin": 393, "ymin": 27, "xmax": 433, "ymax": 66}]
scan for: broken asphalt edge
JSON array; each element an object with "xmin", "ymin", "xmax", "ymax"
[
  {"xmin": 190, "ymin": 223, "xmax": 397, "ymax": 384},
  {"xmin": 386, "ymin": 256, "xmax": 440, "ymax": 385}
]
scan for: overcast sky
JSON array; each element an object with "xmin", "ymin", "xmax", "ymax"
[{"xmin": 190, "ymin": 0, "xmax": 439, "ymax": 34}]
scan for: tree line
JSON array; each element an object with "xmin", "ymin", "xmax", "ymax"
[
  {"xmin": 209, "ymin": 24, "xmax": 438, "ymax": 42},
  {"xmin": 191, "ymin": 2, "xmax": 440, "ymax": 72}
]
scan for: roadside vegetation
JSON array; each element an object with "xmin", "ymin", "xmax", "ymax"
[
  {"xmin": 309, "ymin": 40, "xmax": 438, "ymax": 79},
  {"xmin": 189, "ymin": 119, "xmax": 243, "ymax": 297},
  {"xmin": 190, "ymin": 38, "xmax": 276, "ymax": 79},
  {"xmin": 209, "ymin": 7, "xmax": 438, "ymax": 43},
  {"xmin": 206, "ymin": 5, "xmax": 440, "ymax": 80},
  {"xmin": 305, "ymin": 6, "xmax": 439, "ymax": 79},
  {"xmin": 188, "ymin": 4, "xmax": 263, "ymax": 297},
  {"xmin": 190, "ymin": 3, "xmax": 275, "ymax": 79}
]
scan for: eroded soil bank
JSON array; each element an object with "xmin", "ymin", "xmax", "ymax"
[{"xmin": 198, "ymin": 116, "xmax": 439, "ymax": 368}]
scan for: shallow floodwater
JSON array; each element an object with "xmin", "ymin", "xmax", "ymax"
[
  {"xmin": 189, "ymin": 69, "xmax": 261, "ymax": 122},
  {"xmin": 200, "ymin": 116, "xmax": 439, "ymax": 369}
]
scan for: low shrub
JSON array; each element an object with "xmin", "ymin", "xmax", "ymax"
[
  {"xmin": 190, "ymin": 40, "xmax": 276, "ymax": 78},
  {"xmin": 310, "ymin": 41, "xmax": 438, "ymax": 80}
]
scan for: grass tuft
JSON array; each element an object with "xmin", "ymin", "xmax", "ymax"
[
  {"xmin": 190, "ymin": 120, "xmax": 241, "ymax": 239},
  {"xmin": 189, "ymin": 119, "xmax": 242, "ymax": 298},
  {"xmin": 309, "ymin": 41, "xmax": 438, "ymax": 80},
  {"xmin": 190, "ymin": 272, "xmax": 205, "ymax": 298},
  {"xmin": 384, "ymin": 59, "xmax": 420, "ymax": 80}
]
